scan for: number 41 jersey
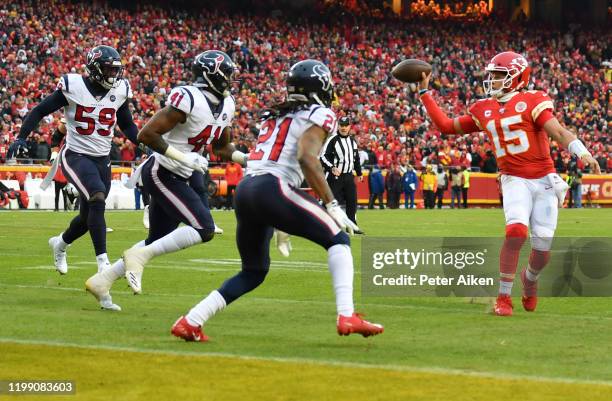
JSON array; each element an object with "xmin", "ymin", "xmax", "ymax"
[
  {"xmin": 468, "ymin": 90, "xmax": 556, "ymax": 179},
  {"xmin": 57, "ymin": 73, "xmax": 132, "ymax": 157},
  {"xmin": 248, "ymin": 104, "xmax": 338, "ymax": 187},
  {"xmin": 156, "ymin": 85, "xmax": 235, "ymax": 178}
]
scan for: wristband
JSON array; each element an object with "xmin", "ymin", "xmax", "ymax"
[
  {"xmin": 231, "ymin": 150, "xmax": 248, "ymax": 165},
  {"xmin": 418, "ymin": 89, "xmax": 428, "ymax": 96},
  {"xmin": 568, "ymin": 139, "xmax": 591, "ymax": 158},
  {"xmin": 164, "ymin": 145, "xmax": 189, "ymax": 165}
]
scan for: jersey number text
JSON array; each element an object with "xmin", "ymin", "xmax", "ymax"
[
  {"xmin": 250, "ymin": 118, "xmax": 293, "ymax": 161},
  {"xmin": 74, "ymin": 105, "xmax": 116, "ymax": 136},
  {"xmin": 485, "ymin": 115, "xmax": 529, "ymax": 157}
]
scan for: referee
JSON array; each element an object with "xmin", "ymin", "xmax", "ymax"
[{"xmin": 320, "ymin": 116, "xmax": 363, "ymax": 227}]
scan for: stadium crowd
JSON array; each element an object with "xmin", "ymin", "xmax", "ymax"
[{"xmin": 0, "ymin": 0, "xmax": 610, "ymax": 175}]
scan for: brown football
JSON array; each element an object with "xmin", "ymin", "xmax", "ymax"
[{"xmin": 391, "ymin": 59, "xmax": 432, "ymax": 83}]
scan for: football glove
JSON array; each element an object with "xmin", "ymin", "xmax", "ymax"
[
  {"xmin": 547, "ymin": 173, "xmax": 569, "ymax": 208},
  {"xmin": 182, "ymin": 152, "xmax": 207, "ymax": 174},
  {"xmin": 326, "ymin": 200, "xmax": 359, "ymax": 235}
]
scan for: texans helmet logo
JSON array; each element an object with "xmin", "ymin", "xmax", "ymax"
[
  {"xmin": 199, "ymin": 53, "xmax": 226, "ymax": 75},
  {"xmin": 87, "ymin": 49, "xmax": 103, "ymax": 64},
  {"xmin": 311, "ymin": 64, "xmax": 332, "ymax": 91}
]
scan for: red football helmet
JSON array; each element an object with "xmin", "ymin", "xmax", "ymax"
[{"xmin": 483, "ymin": 51, "xmax": 531, "ymax": 97}]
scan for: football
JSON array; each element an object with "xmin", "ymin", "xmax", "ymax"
[{"xmin": 391, "ymin": 59, "xmax": 432, "ymax": 83}]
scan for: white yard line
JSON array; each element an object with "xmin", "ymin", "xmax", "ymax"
[
  {"xmin": 1, "ymin": 282, "xmax": 611, "ymax": 321},
  {"xmin": 0, "ymin": 337, "xmax": 610, "ymax": 387}
]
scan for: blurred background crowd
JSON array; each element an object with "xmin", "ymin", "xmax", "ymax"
[{"xmin": 0, "ymin": 0, "xmax": 610, "ymax": 175}]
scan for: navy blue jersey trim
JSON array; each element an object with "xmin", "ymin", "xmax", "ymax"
[
  {"xmin": 308, "ymin": 105, "xmax": 322, "ymax": 120},
  {"xmin": 62, "ymin": 74, "xmax": 69, "ymax": 93},
  {"xmin": 181, "ymin": 87, "xmax": 195, "ymax": 113}
]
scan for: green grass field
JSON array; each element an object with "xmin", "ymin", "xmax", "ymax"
[{"xmin": 1, "ymin": 209, "xmax": 611, "ymax": 401}]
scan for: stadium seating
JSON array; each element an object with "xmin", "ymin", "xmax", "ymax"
[{"xmin": 0, "ymin": 0, "xmax": 609, "ymax": 173}]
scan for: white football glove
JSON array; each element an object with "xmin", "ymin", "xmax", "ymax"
[
  {"xmin": 547, "ymin": 173, "xmax": 569, "ymax": 208},
  {"xmin": 197, "ymin": 154, "xmax": 209, "ymax": 171},
  {"xmin": 182, "ymin": 152, "xmax": 207, "ymax": 174},
  {"xmin": 325, "ymin": 200, "xmax": 359, "ymax": 235},
  {"xmin": 275, "ymin": 229, "xmax": 292, "ymax": 257}
]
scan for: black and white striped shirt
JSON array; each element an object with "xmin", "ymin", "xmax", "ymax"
[{"xmin": 320, "ymin": 134, "xmax": 362, "ymax": 176}]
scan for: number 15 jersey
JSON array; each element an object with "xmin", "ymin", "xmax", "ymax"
[
  {"xmin": 57, "ymin": 73, "xmax": 132, "ymax": 157},
  {"xmin": 248, "ymin": 105, "xmax": 338, "ymax": 187},
  {"xmin": 467, "ymin": 90, "xmax": 556, "ymax": 179}
]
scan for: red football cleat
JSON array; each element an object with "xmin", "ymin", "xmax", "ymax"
[
  {"xmin": 494, "ymin": 294, "xmax": 514, "ymax": 316},
  {"xmin": 171, "ymin": 316, "xmax": 209, "ymax": 342},
  {"xmin": 337, "ymin": 313, "xmax": 384, "ymax": 337},
  {"xmin": 520, "ymin": 269, "xmax": 538, "ymax": 312}
]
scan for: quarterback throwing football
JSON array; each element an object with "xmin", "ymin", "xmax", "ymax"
[{"xmin": 418, "ymin": 51, "xmax": 600, "ymax": 316}]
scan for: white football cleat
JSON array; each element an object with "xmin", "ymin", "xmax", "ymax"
[
  {"xmin": 123, "ymin": 247, "xmax": 152, "ymax": 294},
  {"xmin": 106, "ymin": 227, "xmax": 114, "ymax": 233},
  {"xmin": 214, "ymin": 224, "xmax": 223, "ymax": 235},
  {"xmin": 143, "ymin": 205, "xmax": 150, "ymax": 229},
  {"xmin": 275, "ymin": 230, "xmax": 292, "ymax": 257},
  {"xmin": 48, "ymin": 235, "xmax": 68, "ymax": 274},
  {"xmin": 85, "ymin": 272, "xmax": 121, "ymax": 311}
]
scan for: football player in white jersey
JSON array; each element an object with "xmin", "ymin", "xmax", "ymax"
[
  {"xmin": 171, "ymin": 60, "xmax": 384, "ymax": 342},
  {"xmin": 16, "ymin": 45, "xmax": 138, "ymax": 309},
  {"xmin": 85, "ymin": 50, "xmax": 247, "ymax": 308}
]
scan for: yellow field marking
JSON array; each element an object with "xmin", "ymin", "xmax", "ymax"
[
  {"xmin": 0, "ymin": 341, "xmax": 611, "ymax": 401},
  {"xmin": 1, "ymin": 339, "xmax": 611, "ymax": 390}
]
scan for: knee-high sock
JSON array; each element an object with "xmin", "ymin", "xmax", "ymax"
[
  {"xmin": 62, "ymin": 200, "xmax": 89, "ymax": 245},
  {"xmin": 186, "ymin": 290, "xmax": 227, "ymax": 327},
  {"xmin": 328, "ymin": 244, "xmax": 355, "ymax": 316},
  {"xmin": 526, "ymin": 249, "xmax": 551, "ymax": 282},
  {"xmin": 87, "ymin": 199, "xmax": 107, "ymax": 256},
  {"xmin": 499, "ymin": 223, "xmax": 528, "ymax": 295},
  {"xmin": 140, "ymin": 226, "xmax": 202, "ymax": 260}
]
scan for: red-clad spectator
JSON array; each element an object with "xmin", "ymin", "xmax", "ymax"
[
  {"xmin": 0, "ymin": 0, "xmax": 608, "ymax": 173},
  {"xmin": 224, "ymin": 162, "xmax": 243, "ymax": 209}
]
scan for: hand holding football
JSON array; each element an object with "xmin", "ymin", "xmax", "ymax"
[{"xmin": 391, "ymin": 59, "xmax": 432, "ymax": 83}]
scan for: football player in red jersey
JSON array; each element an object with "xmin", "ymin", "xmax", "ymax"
[{"xmin": 417, "ymin": 51, "xmax": 600, "ymax": 316}]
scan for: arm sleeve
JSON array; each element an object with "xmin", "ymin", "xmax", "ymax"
[
  {"xmin": 320, "ymin": 135, "xmax": 336, "ymax": 172},
  {"xmin": 420, "ymin": 92, "xmax": 480, "ymax": 135},
  {"xmin": 116, "ymin": 101, "xmax": 139, "ymax": 144},
  {"xmin": 18, "ymin": 90, "xmax": 68, "ymax": 140},
  {"xmin": 50, "ymin": 128, "xmax": 65, "ymax": 147}
]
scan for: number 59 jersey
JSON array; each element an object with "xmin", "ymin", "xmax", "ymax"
[
  {"xmin": 58, "ymin": 73, "xmax": 132, "ymax": 157},
  {"xmin": 468, "ymin": 90, "xmax": 556, "ymax": 179},
  {"xmin": 248, "ymin": 105, "xmax": 338, "ymax": 187}
]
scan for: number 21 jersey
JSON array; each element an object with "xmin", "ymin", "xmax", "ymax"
[{"xmin": 248, "ymin": 105, "xmax": 338, "ymax": 187}]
